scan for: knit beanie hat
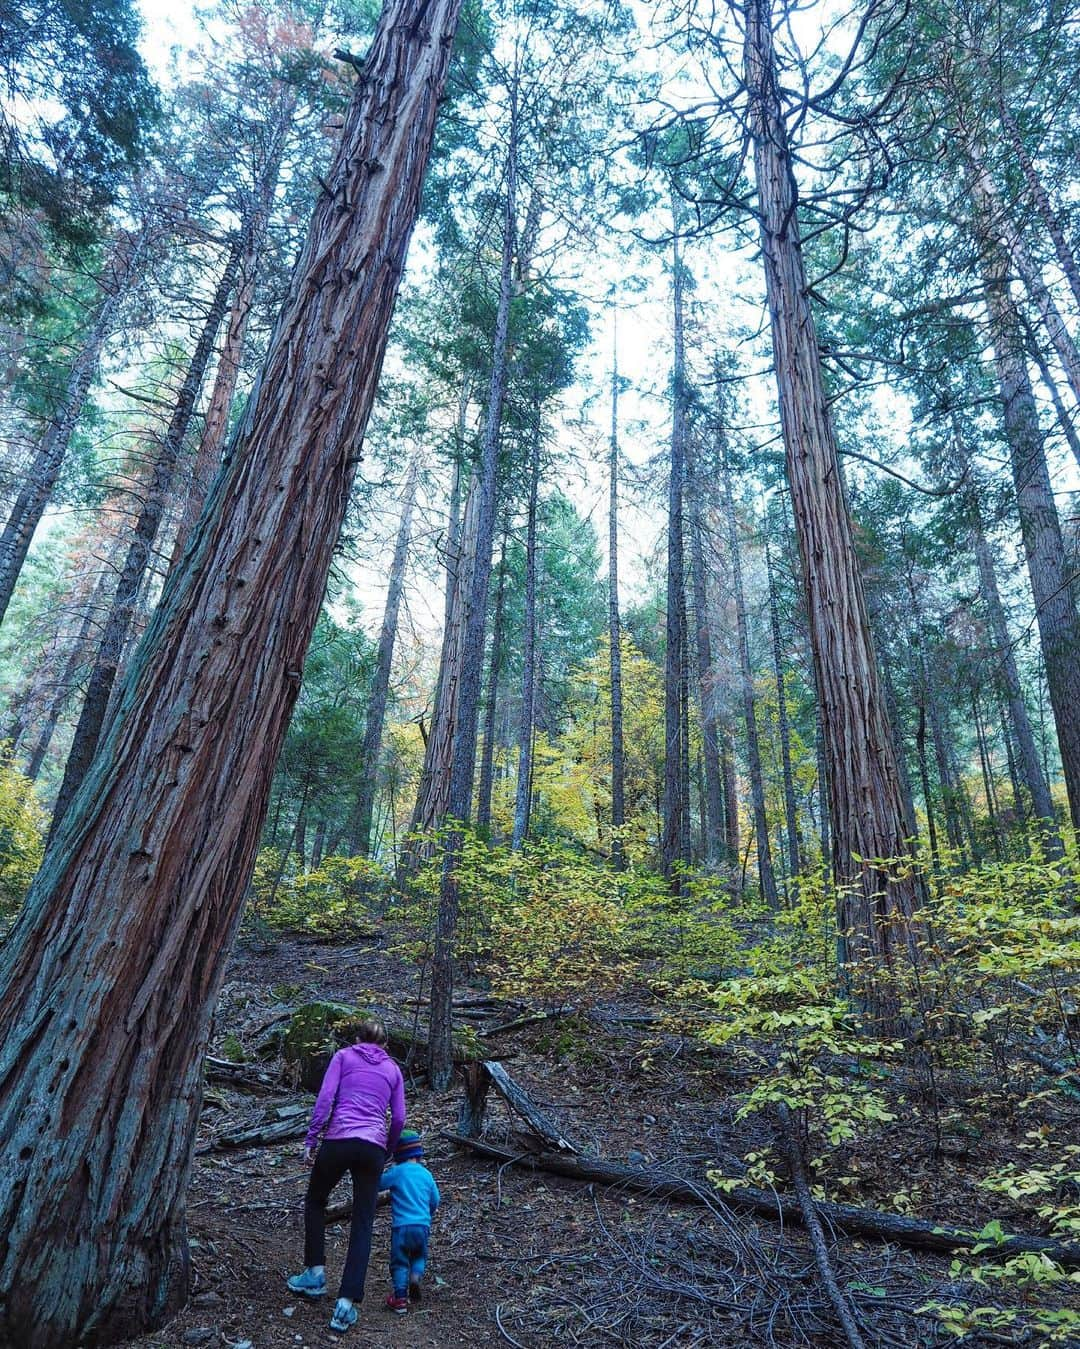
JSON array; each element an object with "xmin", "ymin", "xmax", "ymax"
[{"xmin": 395, "ymin": 1129, "xmax": 424, "ymax": 1162}]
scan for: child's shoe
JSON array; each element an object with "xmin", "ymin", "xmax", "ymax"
[
  {"xmin": 330, "ymin": 1297, "xmax": 358, "ymax": 1332},
  {"xmin": 384, "ymin": 1293, "xmax": 409, "ymax": 1315},
  {"xmin": 408, "ymin": 1277, "xmax": 422, "ymax": 1302},
  {"xmin": 286, "ymin": 1267, "xmax": 326, "ymax": 1298}
]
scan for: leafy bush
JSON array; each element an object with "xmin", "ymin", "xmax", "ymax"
[
  {"xmin": 0, "ymin": 751, "xmax": 45, "ymax": 916},
  {"xmin": 395, "ymin": 828, "xmax": 631, "ymax": 1009},
  {"xmin": 249, "ymin": 850, "xmax": 387, "ymax": 936}
]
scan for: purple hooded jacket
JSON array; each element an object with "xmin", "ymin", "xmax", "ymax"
[{"xmin": 305, "ymin": 1042, "xmax": 406, "ymax": 1153}]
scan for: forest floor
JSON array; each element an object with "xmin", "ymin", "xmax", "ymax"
[{"xmin": 120, "ymin": 928, "xmax": 1080, "ymax": 1349}]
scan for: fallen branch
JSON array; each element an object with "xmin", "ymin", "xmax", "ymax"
[
  {"xmin": 475, "ymin": 1061, "xmax": 579, "ymax": 1153},
  {"xmin": 479, "ymin": 1009, "xmax": 564, "ymax": 1038},
  {"xmin": 200, "ymin": 1104, "xmax": 310, "ymax": 1154},
  {"xmin": 777, "ymin": 1103, "xmax": 867, "ymax": 1349},
  {"xmin": 446, "ymin": 1133, "xmax": 1080, "ymax": 1270},
  {"xmin": 1020, "ymin": 1043, "xmax": 1080, "ymax": 1099},
  {"xmin": 204, "ymin": 1056, "xmax": 278, "ymax": 1093}
]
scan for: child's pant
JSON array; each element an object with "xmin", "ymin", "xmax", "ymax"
[{"xmin": 389, "ymin": 1224, "xmax": 430, "ymax": 1297}]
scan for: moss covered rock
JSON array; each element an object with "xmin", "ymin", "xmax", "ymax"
[
  {"xmin": 282, "ymin": 1001, "xmax": 371, "ymax": 1092},
  {"xmin": 282, "ymin": 1000, "xmax": 482, "ymax": 1091}
]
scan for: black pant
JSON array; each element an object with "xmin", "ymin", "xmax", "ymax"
[{"xmin": 304, "ymin": 1138, "xmax": 385, "ymax": 1300}]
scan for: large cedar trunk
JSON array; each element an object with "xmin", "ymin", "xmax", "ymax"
[
  {"xmin": 0, "ymin": 6, "xmax": 462, "ymax": 1345},
  {"xmin": 744, "ymin": 0, "xmax": 919, "ymax": 969},
  {"xmin": 349, "ymin": 457, "xmax": 418, "ymax": 855}
]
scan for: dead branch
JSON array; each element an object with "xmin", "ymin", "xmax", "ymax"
[
  {"xmin": 776, "ymin": 1103, "xmax": 867, "ymax": 1349},
  {"xmin": 467, "ymin": 1061, "xmax": 580, "ymax": 1153}
]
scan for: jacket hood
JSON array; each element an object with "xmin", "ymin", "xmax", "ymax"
[{"xmin": 351, "ymin": 1041, "xmax": 390, "ymax": 1064}]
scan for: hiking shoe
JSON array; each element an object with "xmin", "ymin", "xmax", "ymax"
[
  {"xmin": 408, "ymin": 1278, "xmax": 422, "ymax": 1303},
  {"xmin": 286, "ymin": 1268, "xmax": 326, "ymax": 1298},
  {"xmin": 330, "ymin": 1298, "xmax": 358, "ymax": 1332},
  {"xmin": 385, "ymin": 1293, "xmax": 409, "ymax": 1315}
]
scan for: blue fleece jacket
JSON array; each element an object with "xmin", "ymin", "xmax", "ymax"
[{"xmin": 379, "ymin": 1160, "xmax": 440, "ymax": 1229}]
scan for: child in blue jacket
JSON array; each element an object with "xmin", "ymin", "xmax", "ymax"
[{"xmin": 379, "ymin": 1129, "xmax": 441, "ymax": 1314}]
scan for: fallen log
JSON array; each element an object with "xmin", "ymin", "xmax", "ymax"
[
  {"xmin": 205, "ymin": 1055, "xmax": 279, "ymax": 1093},
  {"xmin": 200, "ymin": 1103, "xmax": 311, "ymax": 1153},
  {"xmin": 446, "ymin": 1133, "xmax": 1080, "ymax": 1270}
]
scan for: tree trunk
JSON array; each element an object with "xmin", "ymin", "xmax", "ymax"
[
  {"xmin": 49, "ymin": 237, "xmax": 245, "ymax": 837},
  {"xmin": 349, "ymin": 456, "xmax": 418, "ymax": 856},
  {"xmin": 310, "ymin": 818, "xmax": 327, "ymax": 870},
  {"xmin": 168, "ymin": 97, "xmax": 293, "ymax": 573},
  {"xmin": 963, "ymin": 141, "xmax": 1080, "ymax": 412},
  {"xmin": 608, "ymin": 335, "xmax": 626, "ymax": 869},
  {"xmin": 686, "ymin": 446, "xmax": 723, "ymax": 863},
  {"xmin": 1025, "ymin": 322, "xmax": 1080, "ymax": 472},
  {"xmin": 410, "ymin": 471, "xmax": 479, "ymax": 838},
  {"xmin": 661, "ymin": 224, "xmax": 691, "ymax": 880},
  {"xmin": 875, "ymin": 625, "xmax": 919, "ymax": 844},
  {"xmin": 720, "ymin": 439, "xmax": 778, "ymax": 908},
  {"xmin": 23, "ymin": 571, "xmax": 113, "ymax": 781},
  {"xmin": 996, "ymin": 96, "xmax": 1080, "ymax": 315},
  {"xmin": 914, "ymin": 689, "xmax": 940, "ymax": 868},
  {"xmin": 512, "ymin": 421, "xmax": 541, "ymax": 851},
  {"xmin": 0, "ymin": 232, "xmax": 145, "ymax": 627},
  {"xmin": 999, "ymin": 699, "xmax": 1026, "ymax": 826},
  {"xmin": 430, "ymin": 83, "xmax": 518, "ymax": 1089},
  {"xmin": 970, "ymin": 507, "xmax": 1060, "ymax": 847},
  {"xmin": 971, "ymin": 171, "xmax": 1080, "ymax": 832},
  {"xmin": 972, "ymin": 687, "xmax": 1003, "ymax": 858},
  {"xmin": 745, "ymin": 0, "xmax": 919, "ymax": 969},
  {"xmin": 475, "ymin": 531, "xmax": 508, "ymax": 837},
  {"xmin": 814, "ymin": 710, "xmax": 831, "ymax": 878},
  {"xmin": 764, "ymin": 532, "xmax": 801, "ymax": 880},
  {"xmin": 721, "ymin": 722, "xmax": 740, "ymax": 873},
  {"xmin": 0, "ymin": 8, "xmax": 462, "ymax": 1345},
  {"xmin": 925, "ymin": 656, "xmax": 965, "ymax": 859}
]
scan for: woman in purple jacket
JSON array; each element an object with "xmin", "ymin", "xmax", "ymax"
[{"xmin": 287, "ymin": 1018, "xmax": 406, "ymax": 1333}]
